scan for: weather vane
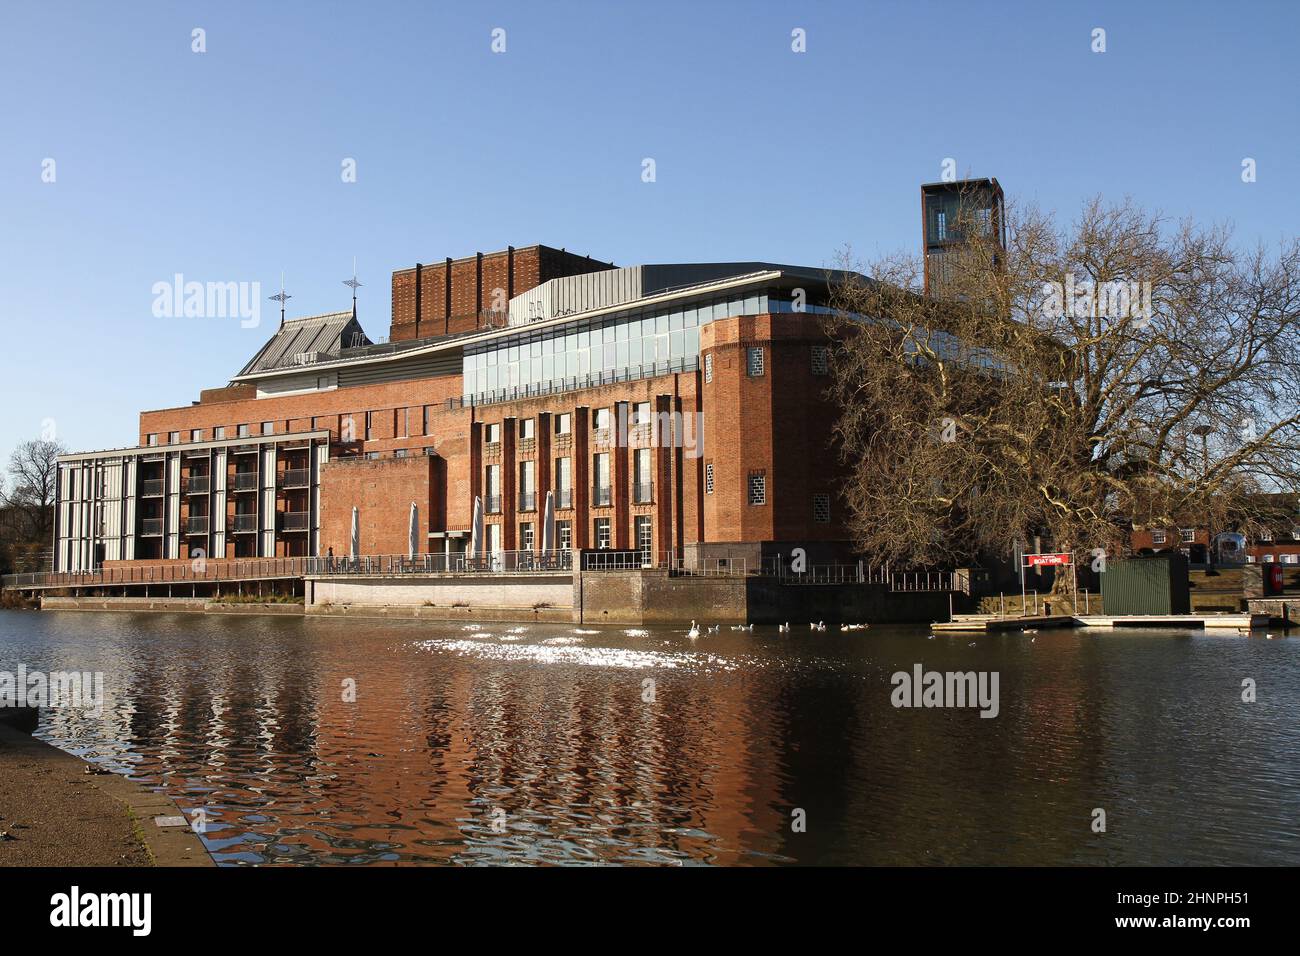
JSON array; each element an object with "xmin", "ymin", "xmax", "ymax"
[
  {"xmin": 343, "ymin": 257, "xmax": 362, "ymax": 320},
  {"xmin": 269, "ymin": 272, "xmax": 291, "ymax": 328}
]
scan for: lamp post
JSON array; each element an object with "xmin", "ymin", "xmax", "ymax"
[{"xmin": 1192, "ymin": 424, "xmax": 1214, "ymax": 567}]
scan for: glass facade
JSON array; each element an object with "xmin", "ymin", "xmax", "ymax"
[{"xmin": 459, "ymin": 288, "xmax": 835, "ymax": 404}]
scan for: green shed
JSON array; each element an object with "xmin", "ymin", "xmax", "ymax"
[{"xmin": 1101, "ymin": 554, "xmax": 1191, "ymax": 615}]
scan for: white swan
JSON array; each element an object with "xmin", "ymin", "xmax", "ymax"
[{"xmin": 687, "ymin": 620, "xmax": 700, "ymax": 640}]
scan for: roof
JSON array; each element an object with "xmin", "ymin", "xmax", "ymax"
[{"xmin": 237, "ymin": 311, "xmax": 371, "ymax": 376}]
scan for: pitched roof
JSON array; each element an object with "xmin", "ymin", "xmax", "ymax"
[{"xmin": 237, "ymin": 311, "xmax": 371, "ymax": 376}]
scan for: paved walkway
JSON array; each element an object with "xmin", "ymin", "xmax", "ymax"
[{"xmin": 0, "ymin": 720, "xmax": 211, "ymax": 866}]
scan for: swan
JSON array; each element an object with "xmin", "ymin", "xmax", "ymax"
[
  {"xmin": 778, "ymin": 622, "xmax": 790, "ymax": 633},
  {"xmin": 687, "ymin": 620, "xmax": 700, "ymax": 640}
]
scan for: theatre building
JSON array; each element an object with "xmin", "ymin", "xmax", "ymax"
[{"xmin": 53, "ymin": 247, "xmax": 862, "ymax": 573}]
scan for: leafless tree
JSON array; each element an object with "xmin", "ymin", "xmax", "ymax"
[
  {"xmin": 825, "ymin": 196, "xmax": 1300, "ymax": 582},
  {"xmin": 3, "ymin": 439, "xmax": 66, "ymax": 543}
]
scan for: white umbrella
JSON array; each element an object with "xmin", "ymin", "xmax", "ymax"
[
  {"xmin": 408, "ymin": 502, "xmax": 419, "ymax": 559},
  {"xmin": 469, "ymin": 496, "xmax": 483, "ymax": 557},
  {"xmin": 541, "ymin": 489, "xmax": 556, "ymax": 554},
  {"xmin": 350, "ymin": 506, "xmax": 359, "ymax": 561}
]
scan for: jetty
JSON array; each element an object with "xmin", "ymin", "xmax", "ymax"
[{"xmin": 932, "ymin": 612, "xmax": 1268, "ymax": 633}]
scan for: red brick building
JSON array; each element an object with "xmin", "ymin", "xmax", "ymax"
[{"xmin": 53, "ymin": 248, "xmax": 861, "ymax": 573}]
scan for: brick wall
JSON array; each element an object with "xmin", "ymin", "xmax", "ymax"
[
  {"xmin": 389, "ymin": 244, "xmax": 615, "ymax": 341},
  {"xmin": 319, "ymin": 456, "xmax": 436, "ymax": 557}
]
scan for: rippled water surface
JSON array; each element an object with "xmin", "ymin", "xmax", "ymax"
[{"xmin": 1, "ymin": 610, "xmax": 1297, "ymax": 865}]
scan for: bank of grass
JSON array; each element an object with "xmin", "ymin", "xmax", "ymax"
[{"xmin": 209, "ymin": 592, "xmax": 303, "ymax": 605}]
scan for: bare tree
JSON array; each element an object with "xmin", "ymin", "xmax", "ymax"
[
  {"xmin": 4, "ymin": 439, "xmax": 66, "ymax": 543},
  {"xmin": 825, "ymin": 196, "xmax": 1300, "ymax": 581}
]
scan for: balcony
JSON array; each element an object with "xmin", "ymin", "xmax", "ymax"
[
  {"xmin": 633, "ymin": 481, "xmax": 654, "ymax": 504},
  {"xmin": 183, "ymin": 475, "xmax": 209, "ymax": 495},
  {"xmin": 484, "ymin": 494, "xmax": 502, "ymax": 514},
  {"xmin": 278, "ymin": 468, "xmax": 310, "ymax": 489},
  {"xmin": 279, "ymin": 511, "xmax": 310, "ymax": 532},
  {"xmin": 518, "ymin": 491, "xmax": 536, "ymax": 512},
  {"xmin": 140, "ymin": 478, "xmax": 165, "ymax": 497},
  {"xmin": 186, "ymin": 516, "xmax": 209, "ymax": 535},
  {"xmin": 231, "ymin": 472, "xmax": 258, "ymax": 492},
  {"xmin": 555, "ymin": 487, "xmax": 573, "ymax": 509},
  {"xmin": 230, "ymin": 514, "xmax": 257, "ymax": 533},
  {"xmin": 140, "ymin": 518, "xmax": 164, "ymax": 536},
  {"xmin": 592, "ymin": 484, "xmax": 612, "ymax": 507}
]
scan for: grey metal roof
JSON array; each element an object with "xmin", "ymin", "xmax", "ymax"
[{"xmin": 237, "ymin": 311, "xmax": 371, "ymax": 376}]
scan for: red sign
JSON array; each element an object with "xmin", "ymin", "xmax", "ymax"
[{"xmin": 1026, "ymin": 553, "xmax": 1072, "ymax": 567}]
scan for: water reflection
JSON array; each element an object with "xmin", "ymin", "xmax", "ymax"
[{"xmin": 1, "ymin": 611, "xmax": 1297, "ymax": 865}]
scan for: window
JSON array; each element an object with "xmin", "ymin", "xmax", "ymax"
[
  {"xmin": 813, "ymin": 493, "xmax": 831, "ymax": 523},
  {"xmin": 747, "ymin": 347, "xmax": 764, "ymax": 377},
  {"xmin": 634, "ymin": 448, "xmax": 652, "ymax": 502},
  {"xmin": 704, "ymin": 352, "xmax": 714, "ymax": 383},
  {"xmin": 1151, "ymin": 530, "xmax": 1167, "ymax": 545},
  {"xmin": 214, "ymin": 427, "xmax": 226, "ymax": 440},
  {"xmin": 520, "ymin": 522, "xmax": 534, "ymax": 552},
  {"xmin": 811, "ymin": 346, "xmax": 830, "ymax": 376},
  {"xmin": 397, "ymin": 407, "xmax": 409, "ymax": 439},
  {"xmin": 365, "ymin": 451, "xmax": 380, "ymax": 460},
  {"xmin": 519, "ymin": 418, "xmax": 535, "ymax": 439},
  {"xmin": 485, "ymin": 423, "xmax": 500, "ymax": 444},
  {"xmin": 519, "ymin": 461, "xmax": 536, "ymax": 510},
  {"xmin": 1284, "ymin": 553, "xmax": 1298, "ymax": 565},
  {"xmin": 705, "ymin": 462, "xmax": 714, "ymax": 495},
  {"xmin": 1179, "ymin": 528, "xmax": 1195, "ymax": 543},
  {"xmin": 317, "ymin": 375, "xmax": 331, "ymax": 390},
  {"xmin": 635, "ymin": 515, "xmax": 653, "ymax": 565},
  {"xmin": 237, "ymin": 424, "xmax": 251, "ymax": 438},
  {"xmin": 633, "ymin": 401, "xmax": 651, "ymax": 426},
  {"xmin": 423, "ymin": 405, "xmax": 432, "ymax": 436},
  {"xmin": 364, "ymin": 411, "xmax": 373, "ymax": 441},
  {"xmin": 1262, "ymin": 553, "xmax": 1275, "ymax": 563},
  {"xmin": 190, "ymin": 429, "xmax": 203, "ymax": 442},
  {"xmin": 146, "ymin": 433, "xmax": 158, "ymax": 447},
  {"xmin": 593, "ymin": 453, "xmax": 611, "ymax": 505},
  {"xmin": 594, "ymin": 408, "xmax": 611, "ymax": 431},
  {"xmin": 555, "ymin": 456, "xmax": 572, "ymax": 497},
  {"xmin": 748, "ymin": 472, "xmax": 766, "ymax": 505},
  {"xmin": 1260, "ymin": 529, "xmax": 1273, "ymax": 542},
  {"xmin": 394, "ymin": 448, "xmax": 408, "ymax": 458},
  {"xmin": 555, "ymin": 413, "xmax": 571, "ymax": 435},
  {"xmin": 557, "ymin": 520, "xmax": 572, "ymax": 552},
  {"xmin": 595, "ymin": 518, "xmax": 612, "ymax": 549},
  {"xmin": 423, "ymin": 446, "xmax": 437, "ymax": 456},
  {"xmin": 261, "ymin": 422, "xmax": 273, "ymax": 436}
]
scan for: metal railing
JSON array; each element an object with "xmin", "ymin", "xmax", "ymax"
[
  {"xmin": 185, "ymin": 516, "xmax": 209, "ymax": 534},
  {"xmin": 140, "ymin": 518, "xmax": 164, "ymax": 536},
  {"xmin": 3, "ymin": 557, "xmax": 310, "ymax": 590},
  {"xmin": 765, "ymin": 559, "xmax": 955, "ymax": 591},
  {"xmin": 278, "ymin": 469, "xmax": 310, "ymax": 489},
  {"xmin": 633, "ymin": 481, "xmax": 654, "ymax": 504},
  {"xmin": 280, "ymin": 511, "xmax": 310, "ymax": 531},
  {"xmin": 591, "ymin": 484, "xmax": 612, "ymax": 506},
  {"xmin": 555, "ymin": 487, "xmax": 573, "ymax": 509},
  {"xmin": 231, "ymin": 472, "xmax": 258, "ymax": 492},
  {"xmin": 581, "ymin": 549, "xmax": 750, "ymax": 576},
  {"xmin": 484, "ymin": 494, "xmax": 502, "ymax": 514},
  {"xmin": 307, "ymin": 550, "xmax": 574, "ymax": 576},
  {"xmin": 140, "ymin": 479, "xmax": 164, "ymax": 497},
  {"xmin": 183, "ymin": 475, "xmax": 209, "ymax": 494},
  {"xmin": 230, "ymin": 514, "xmax": 257, "ymax": 533},
  {"xmin": 518, "ymin": 491, "xmax": 536, "ymax": 512}
]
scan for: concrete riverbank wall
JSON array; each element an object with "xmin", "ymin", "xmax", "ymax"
[{"xmin": 32, "ymin": 571, "xmax": 954, "ymax": 625}]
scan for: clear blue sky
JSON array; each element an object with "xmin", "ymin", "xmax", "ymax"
[{"xmin": 1, "ymin": 0, "xmax": 1296, "ymax": 461}]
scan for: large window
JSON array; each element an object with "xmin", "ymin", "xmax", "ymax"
[
  {"xmin": 595, "ymin": 518, "xmax": 612, "ymax": 549},
  {"xmin": 634, "ymin": 448, "xmax": 652, "ymax": 503},
  {"xmin": 557, "ymin": 520, "xmax": 572, "ymax": 552},
  {"xmin": 593, "ymin": 453, "xmax": 611, "ymax": 505},
  {"xmin": 635, "ymin": 515, "xmax": 653, "ymax": 566}
]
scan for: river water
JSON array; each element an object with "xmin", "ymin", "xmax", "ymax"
[{"xmin": 0, "ymin": 610, "xmax": 1296, "ymax": 866}]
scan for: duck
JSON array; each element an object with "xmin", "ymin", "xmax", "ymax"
[
  {"xmin": 778, "ymin": 622, "xmax": 790, "ymax": 633},
  {"xmin": 687, "ymin": 620, "xmax": 700, "ymax": 640},
  {"xmin": 707, "ymin": 624, "xmax": 720, "ymax": 634}
]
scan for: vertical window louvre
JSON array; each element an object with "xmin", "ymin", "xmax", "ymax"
[
  {"xmin": 746, "ymin": 347, "xmax": 764, "ymax": 377},
  {"xmin": 813, "ymin": 493, "xmax": 831, "ymax": 523},
  {"xmin": 704, "ymin": 352, "xmax": 713, "ymax": 383},
  {"xmin": 705, "ymin": 462, "xmax": 714, "ymax": 495},
  {"xmin": 748, "ymin": 472, "xmax": 766, "ymax": 505}
]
